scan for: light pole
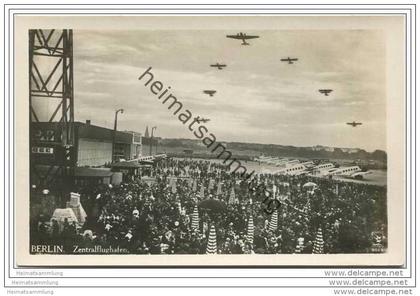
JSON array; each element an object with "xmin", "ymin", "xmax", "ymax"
[
  {"xmin": 150, "ymin": 126, "xmax": 157, "ymax": 156},
  {"xmin": 112, "ymin": 108, "xmax": 124, "ymax": 162}
]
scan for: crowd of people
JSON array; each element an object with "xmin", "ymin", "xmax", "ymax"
[{"xmin": 32, "ymin": 158, "xmax": 387, "ymax": 254}]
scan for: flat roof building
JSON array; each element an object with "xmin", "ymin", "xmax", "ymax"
[{"xmin": 31, "ymin": 121, "xmax": 142, "ymax": 167}]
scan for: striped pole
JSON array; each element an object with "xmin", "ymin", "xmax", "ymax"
[
  {"xmin": 228, "ymin": 187, "xmax": 236, "ymax": 205},
  {"xmin": 191, "ymin": 205, "xmax": 200, "ymax": 231},
  {"xmin": 303, "ymin": 200, "xmax": 311, "ymax": 214},
  {"xmin": 312, "ymin": 227, "xmax": 324, "ymax": 254},
  {"xmin": 206, "ymin": 225, "xmax": 217, "ymax": 254},
  {"xmin": 247, "ymin": 214, "xmax": 254, "ymax": 246},
  {"xmin": 216, "ymin": 182, "xmax": 222, "ymax": 196},
  {"xmin": 208, "ymin": 179, "xmax": 214, "ymax": 191},
  {"xmin": 192, "ymin": 179, "xmax": 197, "ymax": 192},
  {"xmin": 199, "ymin": 184, "xmax": 205, "ymax": 199},
  {"xmin": 268, "ymin": 210, "xmax": 278, "ymax": 233},
  {"xmin": 171, "ymin": 180, "xmax": 177, "ymax": 194}
]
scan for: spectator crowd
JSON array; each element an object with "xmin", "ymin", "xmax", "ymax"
[{"xmin": 32, "ymin": 158, "xmax": 387, "ymax": 254}]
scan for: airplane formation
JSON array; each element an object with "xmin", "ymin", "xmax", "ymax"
[{"xmin": 200, "ymin": 32, "xmax": 362, "ymax": 127}]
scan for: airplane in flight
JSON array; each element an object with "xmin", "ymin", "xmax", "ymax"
[
  {"xmin": 319, "ymin": 89, "xmax": 333, "ymax": 96},
  {"xmin": 197, "ymin": 117, "xmax": 211, "ymax": 124},
  {"xmin": 203, "ymin": 90, "xmax": 217, "ymax": 97},
  {"xmin": 346, "ymin": 121, "xmax": 363, "ymax": 127},
  {"xmin": 210, "ymin": 63, "xmax": 227, "ymax": 70},
  {"xmin": 226, "ymin": 32, "xmax": 260, "ymax": 45},
  {"xmin": 280, "ymin": 57, "xmax": 299, "ymax": 64}
]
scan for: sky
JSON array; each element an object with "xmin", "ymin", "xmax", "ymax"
[{"xmin": 71, "ymin": 29, "xmax": 386, "ymax": 152}]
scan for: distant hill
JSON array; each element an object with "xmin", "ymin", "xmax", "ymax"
[{"xmin": 157, "ymin": 138, "xmax": 387, "ymax": 166}]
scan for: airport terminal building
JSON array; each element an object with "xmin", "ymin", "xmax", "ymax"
[{"xmin": 31, "ymin": 120, "xmax": 142, "ymax": 167}]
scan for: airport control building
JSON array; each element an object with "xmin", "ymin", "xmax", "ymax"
[{"xmin": 31, "ymin": 120, "xmax": 142, "ymax": 167}]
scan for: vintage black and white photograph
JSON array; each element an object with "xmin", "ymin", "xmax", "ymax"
[{"xmin": 17, "ymin": 15, "xmax": 406, "ymax": 266}]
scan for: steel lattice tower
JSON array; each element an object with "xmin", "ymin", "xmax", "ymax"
[{"xmin": 29, "ymin": 29, "xmax": 75, "ymax": 199}]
